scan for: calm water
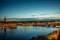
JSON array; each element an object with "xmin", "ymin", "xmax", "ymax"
[{"xmin": 0, "ymin": 26, "xmax": 59, "ymax": 40}]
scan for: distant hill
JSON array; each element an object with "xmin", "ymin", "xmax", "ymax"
[{"xmin": 0, "ymin": 18, "xmax": 60, "ymax": 21}]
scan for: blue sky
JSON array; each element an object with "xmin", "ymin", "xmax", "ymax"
[{"xmin": 0, "ymin": 0, "xmax": 60, "ymax": 18}]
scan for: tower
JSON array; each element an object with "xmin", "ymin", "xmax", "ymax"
[{"xmin": 4, "ymin": 17, "xmax": 6, "ymax": 22}]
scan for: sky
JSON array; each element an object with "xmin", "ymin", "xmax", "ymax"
[{"xmin": 0, "ymin": 0, "xmax": 60, "ymax": 18}]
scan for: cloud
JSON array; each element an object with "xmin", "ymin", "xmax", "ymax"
[
  {"xmin": 40, "ymin": 14, "xmax": 46, "ymax": 15},
  {"xmin": 54, "ymin": 12, "xmax": 60, "ymax": 14}
]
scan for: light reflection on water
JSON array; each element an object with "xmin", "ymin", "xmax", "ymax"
[{"xmin": 0, "ymin": 26, "xmax": 60, "ymax": 40}]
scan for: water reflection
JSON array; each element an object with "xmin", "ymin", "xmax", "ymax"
[{"xmin": 0, "ymin": 26, "xmax": 60, "ymax": 40}]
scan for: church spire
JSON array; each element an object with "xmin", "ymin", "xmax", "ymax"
[{"xmin": 4, "ymin": 16, "xmax": 6, "ymax": 22}]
